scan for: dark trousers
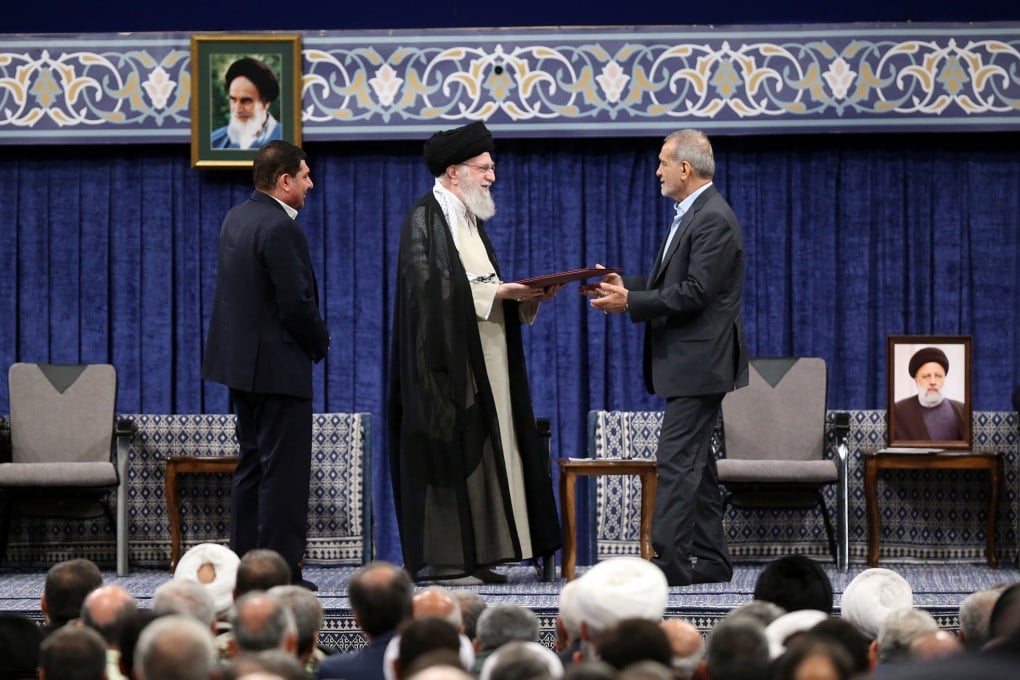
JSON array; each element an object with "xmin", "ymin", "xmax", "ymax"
[
  {"xmin": 230, "ymin": 389, "xmax": 312, "ymax": 577},
  {"xmin": 650, "ymin": 394, "xmax": 732, "ymax": 585}
]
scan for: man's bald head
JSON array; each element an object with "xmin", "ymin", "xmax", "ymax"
[
  {"xmin": 413, "ymin": 587, "xmax": 462, "ymax": 630},
  {"xmin": 80, "ymin": 584, "xmax": 138, "ymax": 645}
]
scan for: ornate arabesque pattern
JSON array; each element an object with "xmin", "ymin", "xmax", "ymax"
[
  {"xmin": 590, "ymin": 410, "xmax": 1019, "ymax": 564},
  {"xmin": 1, "ymin": 24, "xmax": 1018, "ymax": 143}
]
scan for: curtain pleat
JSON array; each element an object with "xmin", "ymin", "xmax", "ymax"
[{"xmin": 1, "ymin": 133, "xmax": 1018, "ymax": 563}]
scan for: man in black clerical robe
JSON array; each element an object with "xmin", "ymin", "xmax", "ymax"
[{"xmin": 388, "ymin": 121, "xmax": 560, "ymax": 582}]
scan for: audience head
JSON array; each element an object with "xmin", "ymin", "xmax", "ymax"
[
  {"xmin": 349, "ymin": 560, "xmax": 414, "ymax": 638},
  {"xmin": 809, "ymin": 616, "xmax": 871, "ymax": 675},
  {"xmin": 957, "ymin": 585, "xmax": 1005, "ymax": 650},
  {"xmin": 476, "ymin": 605, "xmax": 539, "ymax": 652},
  {"xmin": 117, "ymin": 609, "xmax": 164, "ymax": 680},
  {"xmin": 705, "ymin": 615, "xmax": 770, "ymax": 680},
  {"xmin": 753, "ymin": 554, "xmax": 834, "ymax": 614},
  {"xmin": 479, "ymin": 640, "xmax": 564, "ymax": 680},
  {"xmin": 452, "ymin": 590, "xmax": 487, "ymax": 641},
  {"xmin": 230, "ymin": 590, "xmax": 298, "ymax": 655},
  {"xmin": 134, "ymin": 614, "xmax": 218, "ymax": 680},
  {"xmin": 764, "ymin": 609, "xmax": 829, "ymax": 659},
  {"xmin": 407, "ymin": 663, "xmax": 474, "ymax": 680},
  {"xmin": 574, "ymin": 557, "xmax": 669, "ymax": 638},
  {"xmin": 875, "ymin": 606, "xmax": 938, "ymax": 664},
  {"xmin": 563, "ymin": 661, "xmax": 616, "ymax": 680},
  {"xmin": 235, "ymin": 548, "xmax": 292, "ymax": 597},
  {"xmin": 269, "ymin": 584, "xmax": 325, "ymax": 661},
  {"xmin": 726, "ymin": 599, "xmax": 786, "ymax": 627},
  {"xmin": 226, "ymin": 649, "xmax": 307, "ymax": 680},
  {"xmin": 152, "ymin": 578, "xmax": 217, "ymax": 628},
  {"xmin": 986, "ymin": 581, "xmax": 1020, "ymax": 648},
  {"xmin": 397, "ymin": 617, "xmax": 463, "ymax": 680},
  {"xmin": 659, "ymin": 618, "xmax": 703, "ymax": 680},
  {"xmin": 0, "ymin": 613, "xmax": 45, "ymax": 679},
  {"xmin": 595, "ymin": 618, "xmax": 672, "ymax": 670},
  {"xmin": 840, "ymin": 567, "xmax": 913, "ymax": 639},
  {"xmin": 908, "ymin": 629, "xmax": 963, "ymax": 660},
  {"xmin": 174, "ymin": 542, "xmax": 240, "ymax": 617},
  {"xmin": 80, "ymin": 583, "xmax": 139, "ymax": 646},
  {"xmin": 616, "ymin": 661, "xmax": 674, "ymax": 680},
  {"xmin": 41, "ymin": 558, "xmax": 103, "ymax": 628},
  {"xmin": 39, "ymin": 624, "xmax": 107, "ymax": 680},
  {"xmin": 772, "ymin": 632, "xmax": 855, "ymax": 680},
  {"xmin": 413, "ymin": 586, "xmax": 463, "ymax": 630},
  {"xmin": 403, "ymin": 649, "xmax": 468, "ymax": 679}
]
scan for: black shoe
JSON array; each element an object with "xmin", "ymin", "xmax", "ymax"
[
  {"xmin": 473, "ymin": 567, "xmax": 508, "ymax": 584},
  {"xmin": 691, "ymin": 570, "xmax": 731, "ymax": 584},
  {"xmin": 295, "ymin": 578, "xmax": 319, "ymax": 591}
]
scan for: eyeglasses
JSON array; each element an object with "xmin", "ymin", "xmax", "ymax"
[{"xmin": 461, "ymin": 162, "xmax": 496, "ymax": 174}]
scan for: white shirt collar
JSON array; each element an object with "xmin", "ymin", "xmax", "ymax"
[
  {"xmin": 268, "ymin": 193, "xmax": 298, "ymax": 220},
  {"xmin": 676, "ymin": 181, "xmax": 713, "ymax": 216}
]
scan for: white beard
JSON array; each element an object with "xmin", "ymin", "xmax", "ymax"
[
  {"xmin": 460, "ymin": 173, "xmax": 496, "ymax": 220},
  {"xmin": 917, "ymin": 385, "xmax": 945, "ymax": 408},
  {"xmin": 226, "ymin": 105, "xmax": 269, "ymax": 149}
]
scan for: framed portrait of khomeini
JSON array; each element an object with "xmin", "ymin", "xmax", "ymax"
[
  {"xmin": 190, "ymin": 34, "xmax": 302, "ymax": 168},
  {"xmin": 886, "ymin": 334, "xmax": 972, "ymax": 450}
]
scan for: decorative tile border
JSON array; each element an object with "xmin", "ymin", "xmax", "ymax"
[
  {"xmin": 1, "ymin": 23, "xmax": 1018, "ymax": 143},
  {"xmin": 0, "ymin": 413, "xmax": 371, "ymax": 568},
  {"xmin": 591, "ymin": 409, "xmax": 1019, "ymax": 564}
]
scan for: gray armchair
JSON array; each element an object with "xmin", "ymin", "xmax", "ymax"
[
  {"xmin": 717, "ymin": 357, "xmax": 850, "ymax": 570},
  {"xmin": 0, "ymin": 363, "xmax": 133, "ymax": 575}
]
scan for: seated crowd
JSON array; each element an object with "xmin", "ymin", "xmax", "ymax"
[{"xmin": 1, "ymin": 548, "xmax": 1018, "ymax": 680}]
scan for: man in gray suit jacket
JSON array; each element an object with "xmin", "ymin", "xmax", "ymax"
[
  {"xmin": 590, "ymin": 129, "xmax": 748, "ymax": 586},
  {"xmin": 202, "ymin": 140, "xmax": 329, "ymax": 589}
]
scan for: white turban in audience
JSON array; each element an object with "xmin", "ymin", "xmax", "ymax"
[
  {"xmin": 764, "ymin": 609, "xmax": 829, "ymax": 659},
  {"xmin": 574, "ymin": 556, "xmax": 669, "ymax": 634},
  {"xmin": 173, "ymin": 542, "xmax": 240, "ymax": 615},
  {"xmin": 557, "ymin": 578, "xmax": 583, "ymax": 641},
  {"xmin": 840, "ymin": 568, "xmax": 913, "ymax": 638}
]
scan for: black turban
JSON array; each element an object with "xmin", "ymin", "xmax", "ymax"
[
  {"xmin": 908, "ymin": 347, "xmax": 949, "ymax": 378},
  {"xmin": 224, "ymin": 57, "xmax": 280, "ymax": 103},
  {"xmin": 423, "ymin": 121, "xmax": 494, "ymax": 176}
]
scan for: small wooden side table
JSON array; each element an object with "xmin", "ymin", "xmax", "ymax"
[
  {"xmin": 862, "ymin": 449, "xmax": 1003, "ymax": 568},
  {"xmin": 557, "ymin": 458, "xmax": 657, "ymax": 580},
  {"xmin": 164, "ymin": 455, "xmax": 239, "ymax": 571}
]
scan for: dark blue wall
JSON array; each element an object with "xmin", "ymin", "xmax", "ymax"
[{"xmin": 6, "ymin": 1, "xmax": 1017, "ymax": 34}]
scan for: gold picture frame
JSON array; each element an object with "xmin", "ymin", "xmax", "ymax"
[
  {"xmin": 190, "ymin": 34, "xmax": 302, "ymax": 168},
  {"xmin": 886, "ymin": 334, "xmax": 973, "ymax": 450}
]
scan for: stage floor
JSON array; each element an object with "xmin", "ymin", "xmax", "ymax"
[{"xmin": 3, "ymin": 562, "xmax": 1016, "ymax": 651}]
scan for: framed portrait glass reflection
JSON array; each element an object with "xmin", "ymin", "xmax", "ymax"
[
  {"xmin": 190, "ymin": 34, "xmax": 302, "ymax": 168},
  {"xmin": 886, "ymin": 334, "xmax": 972, "ymax": 450}
]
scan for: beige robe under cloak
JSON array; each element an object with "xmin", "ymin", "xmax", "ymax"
[{"xmin": 456, "ymin": 211, "xmax": 535, "ymax": 560}]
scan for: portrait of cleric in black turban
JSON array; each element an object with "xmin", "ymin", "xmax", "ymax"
[
  {"xmin": 887, "ymin": 335, "xmax": 972, "ymax": 449},
  {"xmin": 210, "ymin": 55, "xmax": 284, "ymax": 150},
  {"xmin": 190, "ymin": 34, "xmax": 302, "ymax": 168}
]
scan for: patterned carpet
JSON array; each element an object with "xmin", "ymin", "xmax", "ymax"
[{"xmin": 2, "ymin": 561, "xmax": 1017, "ymax": 651}]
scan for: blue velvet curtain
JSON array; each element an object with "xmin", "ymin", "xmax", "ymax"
[{"xmin": 1, "ymin": 133, "xmax": 1018, "ymax": 563}]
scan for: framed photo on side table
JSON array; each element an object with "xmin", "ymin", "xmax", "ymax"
[
  {"xmin": 886, "ymin": 334, "xmax": 972, "ymax": 450},
  {"xmin": 190, "ymin": 34, "xmax": 302, "ymax": 168}
]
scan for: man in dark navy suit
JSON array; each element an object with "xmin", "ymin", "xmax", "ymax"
[
  {"xmin": 590, "ymin": 129, "xmax": 748, "ymax": 586},
  {"xmin": 317, "ymin": 561, "xmax": 413, "ymax": 680},
  {"xmin": 203, "ymin": 140, "xmax": 329, "ymax": 590}
]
